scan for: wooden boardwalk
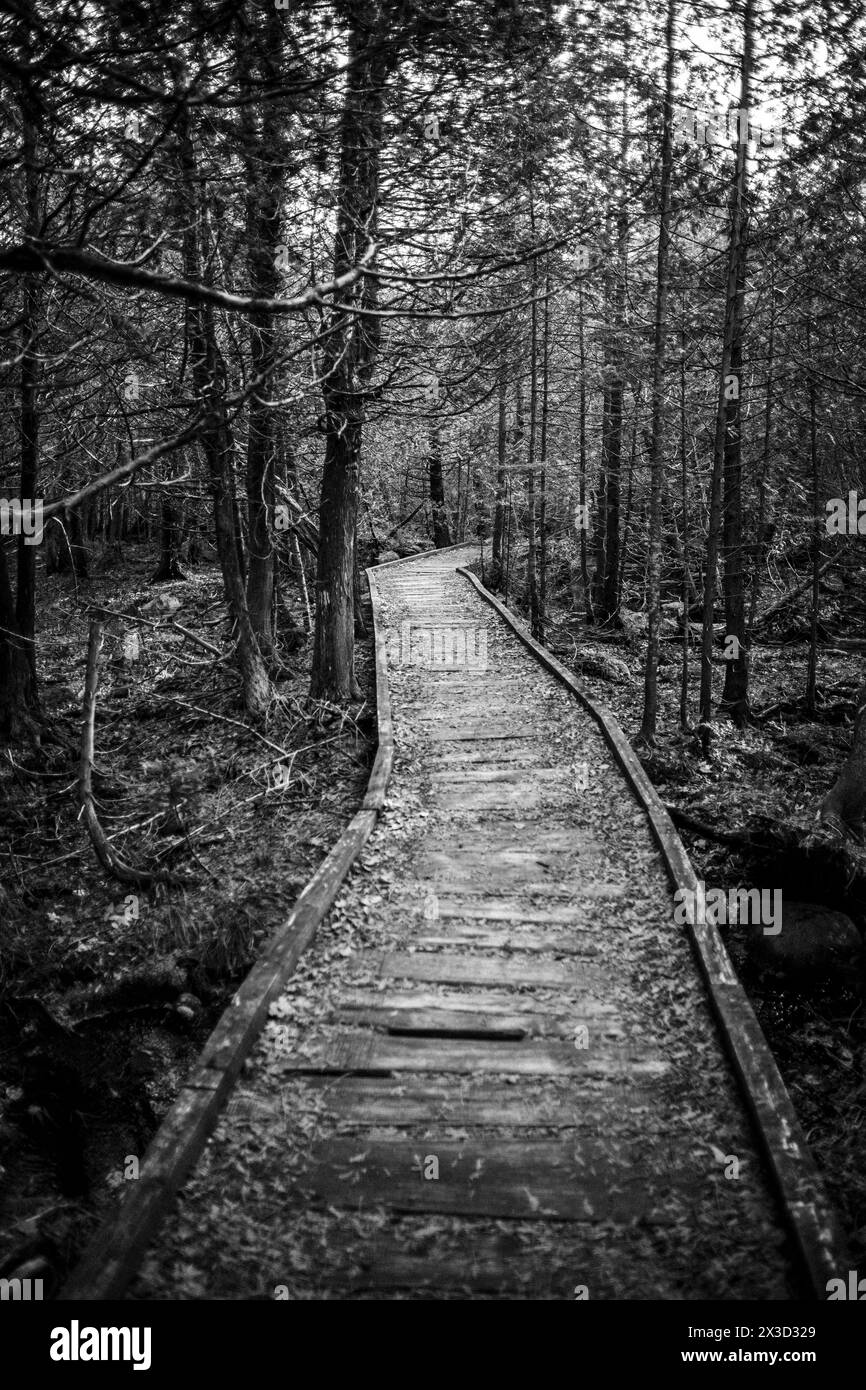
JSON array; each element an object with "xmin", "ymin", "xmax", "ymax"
[{"xmin": 65, "ymin": 546, "xmax": 847, "ymax": 1301}]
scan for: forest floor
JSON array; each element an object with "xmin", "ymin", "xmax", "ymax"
[
  {"xmin": 486, "ymin": 542, "xmax": 866, "ymax": 1268},
  {"xmin": 0, "ymin": 544, "xmax": 375, "ymax": 1294}
]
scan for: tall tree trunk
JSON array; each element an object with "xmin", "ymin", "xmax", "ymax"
[
  {"xmin": 719, "ymin": 0, "xmax": 754, "ymax": 724},
  {"xmin": 151, "ymin": 497, "xmax": 186, "ymax": 582},
  {"xmin": 526, "ymin": 187, "xmax": 540, "ymax": 638},
  {"xmin": 311, "ymin": 6, "xmax": 386, "ymax": 701},
  {"xmin": 592, "ymin": 380, "xmax": 609, "ymax": 617},
  {"xmin": 538, "ymin": 258, "xmax": 550, "ymax": 641},
  {"xmin": 617, "ymin": 408, "xmax": 637, "ymax": 608},
  {"xmin": 680, "ymin": 321, "xmax": 691, "ymax": 729},
  {"xmin": 492, "ymin": 365, "xmax": 508, "ymax": 572},
  {"xmin": 1, "ymin": 11, "xmax": 41, "ymax": 740},
  {"xmin": 701, "ymin": 0, "xmax": 753, "ymax": 730},
  {"xmin": 17, "ymin": 81, "xmax": 39, "ymax": 678},
  {"xmin": 428, "ymin": 424, "xmax": 451, "ymax": 546},
  {"xmin": 639, "ymin": 0, "xmax": 676, "ymax": 743},
  {"xmin": 749, "ymin": 261, "xmax": 775, "ymax": 628},
  {"xmin": 578, "ymin": 283, "xmax": 592, "ymax": 620},
  {"xmin": 239, "ymin": 7, "xmax": 286, "ymax": 651},
  {"xmin": 806, "ymin": 311, "xmax": 820, "ymax": 711},
  {"xmin": 176, "ymin": 98, "xmax": 271, "ymax": 718}
]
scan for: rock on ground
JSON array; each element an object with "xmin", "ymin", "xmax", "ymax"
[{"xmin": 747, "ymin": 901, "xmax": 863, "ymax": 981}]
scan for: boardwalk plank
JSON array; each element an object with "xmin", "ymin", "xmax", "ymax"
[
  {"xmin": 272, "ymin": 1029, "xmax": 666, "ymax": 1077},
  {"xmin": 229, "ymin": 1076, "xmax": 656, "ymax": 1129},
  {"xmin": 293, "ymin": 1138, "xmax": 701, "ymax": 1223},
  {"xmin": 372, "ymin": 950, "xmax": 606, "ymax": 989}
]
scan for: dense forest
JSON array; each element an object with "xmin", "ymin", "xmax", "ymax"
[{"xmin": 2, "ymin": 0, "xmax": 866, "ymax": 1296}]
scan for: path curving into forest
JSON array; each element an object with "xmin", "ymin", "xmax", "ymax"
[{"xmin": 65, "ymin": 545, "xmax": 847, "ymax": 1301}]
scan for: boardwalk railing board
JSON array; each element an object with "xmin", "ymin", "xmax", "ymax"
[
  {"xmin": 457, "ymin": 564, "xmax": 851, "ymax": 1301},
  {"xmin": 60, "ymin": 563, "xmax": 400, "ymax": 1301}
]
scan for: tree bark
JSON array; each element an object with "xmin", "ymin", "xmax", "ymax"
[
  {"xmin": 239, "ymin": 7, "xmax": 287, "ymax": 651},
  {"xmin": 578, "ymin": 282, "xmax": 591, "ymax": 620},
  {"xmin": 428, "ymin": 424, "xmax": 452, "ymax": 547},
  {"xmin": 639, "ymin": 0, "xmax": 676, "ymax": 743},
  {"xmin": 310, "ymin": 5, "xmax": 387, "ymax": 702},
  {"xmin": 805, "ymin": 311, "xmax": 821, "ymax": 711},
  {"xmin": 176, "ymin": 96, "xmax": 272, "ymax": 718},
  {"xmin": 492, "ymin": 365, "xmax": 508, "ymax": 573},
  {"xmin": 701, "ymin": 0, "xmax": 753, "ymax": 730},
  {"xmin": 151, "ymin": 497, "xmax": 186, "ymax": 582},
  {"xmin": 719, "ymin": 0, "xmax": 754, "ymax": 724},
  {"xmin": 1, "ymin": 9, "xmax": 41, "ymax": 740},
  {"xmin": 527, "ymin": 197, "xmax": 540, "ymax": 639}
]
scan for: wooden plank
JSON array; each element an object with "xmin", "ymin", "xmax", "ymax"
[
  {"xmin": 410, "ymin": 929, "xmax": 598, "ymax": 954},
  {"xmin": 333, "ymin": 1003, "xmax": 623, "ymax": 1041},
  {"xmin": 428, "ymin": 767, "xmax": 563, "ymax": 783},
  {"xmin": 292, "ymin": 1138, "xmax": 702, "ymax": 1223},
  {"xmin": 417, "ymin": 844, "xmax": 604, "ymax": 870},
  {"xmin": 231, "ymin": 1075, "xmax": 654, "ymax": 1129},
  {"xmin": 339, "ymin": 987, "xmax": 620, "ymax": 1020},
  {"xmin": 433, "ymin": 900, "xmax": 608, "ymax": 923},
  {"xmin": 423, "ymin": 726, "xmax": 544, "ymax": 742},
  {"xmin": 413, "ymin": 871, "xmax": 621, "ymax": 900},
  {"xmin": 429, "ymin": 747, "xmax": 538, "ymax": 766},
  {"xmin": 273, "ymin": 1029, "xmax": 666, "ymax": 1078},
  {"xmin": 319, "ymin": 1239, "xmax": 566, "ymax": 1295},
  {"xmin": 422, "ymin": 828, "xmax": 597, "ymax": 849},
  {"xmin": 373, "ymin": 951, "xmax": 605, "ymax": 989},
  {"xmin": 428, "ymin": 786, "xmax": 553, "ymax": 812}
]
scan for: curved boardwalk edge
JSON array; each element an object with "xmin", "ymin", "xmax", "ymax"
[
  {"xmin": 457, "ymin": 565, "xmax": 851, "ymax": 1300},
  {"xmin": 60, "ymin": 559, "xmax": 407, "ymax": 1301}
]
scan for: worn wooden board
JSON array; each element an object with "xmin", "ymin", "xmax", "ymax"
[
  {"xmin": 228, "ymin": 1075, "xmax": 657, "ymax": 1129},
  {"xmin": 291, "ymin": 1138, "xmax": 703, "ymax": 1223},
  {"xmin": 272, "ymin": 1029, "xmax": 667, "ymax": 1078},
  {"xmin": 428, "ymin": 767, "xmax": 563, "ymax": 784},
  {"xmin": 422, "ymin": 825, "xmax": 603, "ymax": 848},
  {"xmin": 318, "ymin": 1241, "xmax": 566, "ymax": 1296},
  {"xmin": 413, "ymin": 874, "xmax": 618, "ymax": 900},
  {"xmin": 431, "ymin": 900, "xmax": 612, "ymax": 922},
  {"xmin": 422, "ymin": 725, "xmax": 544, "ymax": 742},
  {"xmin": 370, "ymin": 950, "xmax": 606, "ymax": 990},
  {"xmin": 338, "ymin": 987, "xmax": 621, "ymax": 1020},
  {"xmin": 417, "ymin": 843, "xmax": 606, "ymax": 870},
  {"xmin": 430, "ymin": 747, "xmax": 539, "ymax": 767},
  {"xmin": 333, "ymin": 1003, "xmax": 623, "ymax": 1042},
  {"xmin": 429, "ymin": 785, "xmax": 572, "ymax": 811},
  {"xmin": 409, "ymin": 928, "xmax": 599, "ymax": 955}
]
